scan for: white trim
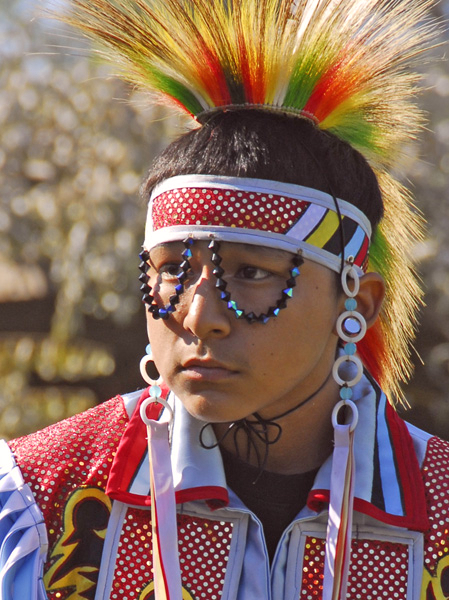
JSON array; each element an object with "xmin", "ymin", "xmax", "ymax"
[
  {"xmin": 94, "ymin": 500, "xmax": 129, "ymax": 600},
  {"xmin": 406, "ymin": 422, "xmax": 432, "ymax": 468},
  {"xmin": 287, "ymin": 203, "xmax": 327, "ymax": 240},
  {"xmin": 143, "ymin": 224, "xmax": 343, "ymax": 273},
  {"xmin": 0, "ymin": 440, "xmax": 49, "ymax": 600},
  {"xmin": 286, "ymin": 521, "xmax": 424, "ymax": 600},
  {"xmin": 171, "ymin": 396, "xmax": 228, "ymax": 493},
  {"xmin": 121, "ymin": 389, "xmax": 143, "ymax": 420},
  {"xmin": 183, "ymin": 498, "xmax": 276, "ymax": 599}
]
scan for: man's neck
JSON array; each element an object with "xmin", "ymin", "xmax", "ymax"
[{"xmin": 213, "ymin": 377, "xmax": 339, "ymax": 475}]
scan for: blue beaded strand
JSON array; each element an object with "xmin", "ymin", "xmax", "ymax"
[
  {"xmin": 139, "ymin": 238, "xmax": 193, "ymax": 320},
  {"xmin": 209, "ymin": 240, "xmax": 303, "ymax": 324}
]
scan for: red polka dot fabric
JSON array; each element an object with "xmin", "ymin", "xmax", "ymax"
[{"xmin": 152, "ymin": 187, "xmax": 309, "ymax": 234}]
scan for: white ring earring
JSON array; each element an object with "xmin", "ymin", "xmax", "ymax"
[
  {"xmin": 341, "ymin": 263, "xmax": 360, "ymax": 297},
  {"xmin": 139, "ymin": 343, "xmax": 161, "ymax": 385},
  {"xmin": 333, "ymin": 355, "xmax": 364, "ymax": 388},
  {"xmin": 139, "ymin": 354, "xmax": 161, "ymax": 386},
  {"xmin": 336, "ymin": 310, "xmax": 367, "ymax": 344},
  {"xmin": 139, "ymin": 348, "xmax": 173, "ymax": 423}
]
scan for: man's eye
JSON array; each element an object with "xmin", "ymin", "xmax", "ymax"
[
  {"xmin": 159, "ymin": 263, "xmax": 183, "ymax": 278},
  {"xmin": 235, "ymin": 266, "xmax": 270, "ymax": 280}
]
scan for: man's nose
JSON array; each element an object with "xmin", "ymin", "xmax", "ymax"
[{"xmin": 182, "ymin": 266, "xmax": 232, "ymax": 340}]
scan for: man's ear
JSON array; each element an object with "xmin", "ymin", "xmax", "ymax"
[{"xmin": 352, "ymin": 272, "xmax": 385, "ymax": 328}]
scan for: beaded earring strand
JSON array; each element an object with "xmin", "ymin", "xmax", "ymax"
[{"xmin": 333, "ymin": 258, "xmax": 366, "ymax": 400}]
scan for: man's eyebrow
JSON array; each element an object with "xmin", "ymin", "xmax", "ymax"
[
  {"xmin": 231, "ymin": 243, "xmax": 290, "ymax": 260},
  {"xmin": 151, "ymin": 242, "xmax": 184, "ymax": 251},
  {"xmin": 150, "ymin": 241, "xmax": 291, "ymax": 261}
]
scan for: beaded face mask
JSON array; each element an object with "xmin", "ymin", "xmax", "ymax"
[{"xmin": 139, "ymin": 238, "xmax": 304, "ymax": 323}]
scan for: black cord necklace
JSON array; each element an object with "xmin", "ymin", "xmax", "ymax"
[{"xmin": 199, "ymin": 371, "xmax": 332, "ymax": 483}]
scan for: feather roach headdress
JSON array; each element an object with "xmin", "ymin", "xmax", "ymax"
[{"xmin": 60, "ymin": 0, "xmax": 439, "ymax": 402}]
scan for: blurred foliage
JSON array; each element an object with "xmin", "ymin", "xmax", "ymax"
[
  {"xmin": 400, "ymin": 0, "xmax": 449, "ymax": 436},
  {"xmin": 1, "ymin": 0, "xmax": 449, "ymax": 439},
  {"xmin": 0, "ymin": 0, "xmax": 184, "ymax": 437}
]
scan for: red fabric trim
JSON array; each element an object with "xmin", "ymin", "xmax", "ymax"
[
  {"xmin": 108, "ymin": 488, "xmax": 153, "ymax": 506},
  {"xmin": 108, "ymin": 483, "xmax": 229, "ymax": 509},
  {"xmin": 106, "ymin": 387, "xmax": 163, "ymax": 499},
  {"xmin": 353, "ymin": 498, "xmax": 428, "ymax": 531},
  {"xmin": 354, "ymin": 234, "xmax": 370, "ymax": 268},
  {"xmin": 106, "ymin": 388, "xmax": 229, "ymax": 508},
  {"xmin": 308, "ymin": 491, "xmax": 428, "ymax": 532},
  {"xmin": 307, "ymin": 489, "xmax": 329, "ymax": 512},
  {"xmin": 385, "ymin": 401, "xmax": 429, "ymax": 531},
  {"xmin": 177, "ymin": 486, "xmax": 229, "ymax": 509},
  {"xmin": 307, "ymin": 407, "xmax": 429, "ymax": 532}
]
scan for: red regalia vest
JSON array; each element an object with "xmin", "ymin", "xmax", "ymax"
[{"xmin": 8, "ymin": 392, "xmax": 449, "ymax": 600}]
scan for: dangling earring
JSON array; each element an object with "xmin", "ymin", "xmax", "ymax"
[
  {"xmin": 139, "ymin": 344, "xmax": 172, "ymax": 417},
  {"xmin": 140, "ymin": 344, "xmax": 162, "ymax": 403},
  {"xmin": 138, "ymin": 344, "xmax": 180, "ymax": 599},
  {"xmin": 323, "ymin": 257, "xmax": 363, "ymax": 600},
  {"xmin": 140, "ymin": 344, "xmax": 160, "ymax": 384},
  {"xmin": 332, "ymin": 258, "xmax": 366, "ymax": 400}
]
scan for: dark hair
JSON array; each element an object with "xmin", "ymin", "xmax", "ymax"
[{"xmin": 142, "ymin": 109, "xmax": 383, "ymax": 230}]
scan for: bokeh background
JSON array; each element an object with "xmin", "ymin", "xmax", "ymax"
[{"xmin": 1, "ymin": 0, "xmax": 449, "ymax": 440}]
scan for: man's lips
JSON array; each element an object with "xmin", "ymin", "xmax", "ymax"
[{"xmin": 180, "ymin": 358, "xmax": 238, "ymax": 382}]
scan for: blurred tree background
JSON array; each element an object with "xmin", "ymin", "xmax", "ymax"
[{"xmin": 1, "ymin": 0, "xmax": 449, "ymax": 440}]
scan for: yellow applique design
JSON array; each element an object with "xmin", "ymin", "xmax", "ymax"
[
  {"xmin": 44, "ymin": 487, "xmax": 112, "ymax": 599},
  {"xmin": 138, "ymin": 581, "xmax": 195, "ymax": 600},
  {"xmin": 421, "ymin": 553, "xmax": 449, "ymax": 600}
]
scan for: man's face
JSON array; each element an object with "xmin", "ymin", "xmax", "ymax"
[{"xmin": 145, "ymin": 240, "xmax": 343, "ymax": 423}]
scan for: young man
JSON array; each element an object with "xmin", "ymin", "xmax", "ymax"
[{"xmin": 0, "ymin": 1, "xmax": 446, "ymax": 599}]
